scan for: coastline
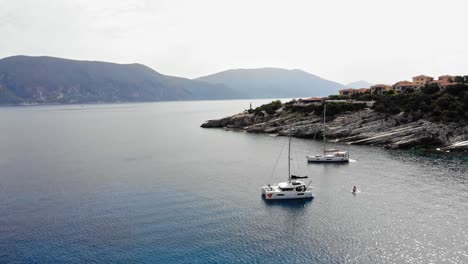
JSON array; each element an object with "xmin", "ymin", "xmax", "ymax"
[
  {"xmin": 201, "ymin": 107, "xmax": 468, "ymax": 152},
  {"xmin": 0, "ymin": 97, "xmax": 288, "ymax": 108}
]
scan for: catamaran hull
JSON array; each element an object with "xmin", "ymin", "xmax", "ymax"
[
  {"xmin": 261, "ymin": 186, "xmax": 314, "ymax": 200},
  {"xmin": 262, "ymin": 192, "xmax": 314, "ymax": 200},
  {"xmin": 307, "ymin": 157, "xmax": 349, "ymax": 163}
]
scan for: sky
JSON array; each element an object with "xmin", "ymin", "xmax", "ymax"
[{"xmin": 1, "ymin": 0, "xmax": 467, "ymax": 85}]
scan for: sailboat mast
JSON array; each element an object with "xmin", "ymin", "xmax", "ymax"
[
  {"xmin": 288, "ymin": 131, "xmax": 291, "ymax": 182},
  {"xmin": 323, "ymin": 103, "xmax": 327, "ymax": 155}
]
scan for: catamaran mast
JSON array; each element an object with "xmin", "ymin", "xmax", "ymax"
[
  {"xmin": 322, "ymin": 103, "xmax": 327, "ymax": 155},
  {"xmin": 288, "ymin": 131, "xmax": 291, "ymax": 182}
]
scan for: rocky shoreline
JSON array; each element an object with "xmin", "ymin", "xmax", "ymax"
[{"xmin": 201, "ymin": 108, "xmax": 468, "ymax": 151}]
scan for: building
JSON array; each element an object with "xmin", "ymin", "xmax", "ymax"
[
  {"xmin": 339, "ymin": 88, "xmax": 370, "ymax": 97},
  {"xmin": 339, "ymin": 88, "xmax": 357, "ymax": 97},
  {"xmin": 412, "ymin": 75, "xmax": 434, "ymax": 86},
  {"xmin": 438, "ymin": 75, "xmax": 454, "ymax": 82},
  {"xmin": 441, "ymin": 82, "xmax": 459, "ymax": 89},
  {"xmin": 370, "ymin": 84, "xmax": 393, "ymax": 95},
  {"xmin": 393, "ymin": 81, "xmax": 420, "ymax": 93},
  {"xmin": 357, "ymin": 88, "xmax": 369, "ymax": 94},
  {"xmin": 427, "ymin": 80, "xmax": 452, "ymax": 89}
]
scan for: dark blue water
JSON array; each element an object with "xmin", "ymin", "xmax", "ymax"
[{"xmin": 1, "ymin": 101, "xmax": 467, "ymax": 263}]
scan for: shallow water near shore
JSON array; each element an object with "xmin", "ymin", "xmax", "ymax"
[{"xmin": 1, "ymin": 100, "xmax": 467, "ymax": 263}]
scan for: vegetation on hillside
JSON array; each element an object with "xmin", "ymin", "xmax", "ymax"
[
  {"xmin": 250, "ymin": 75, "xmax": 467, "ymax": 124},
  {"xmin": 284, "ymin": 101, "xmax": 367, "ymax": 117},
  {"xmin": 372, "ymin": 83, "xmax": 468, "ymax": 123},
  {"xmin": 249, "ymin": 99, "xmax": 367, "ymax": 117},
  {"xmin": 249, "ymin": 100, "xmax": 282, "ymax": 115}
]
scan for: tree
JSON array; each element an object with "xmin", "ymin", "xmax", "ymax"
[
  {"xmin": 445, "ymin": 84, "xmax": 467, "ymax": 96},
  {"xmin": 421, "ymin": 84, "xmax": 440, "ymax": 95},
  {"xmin": 435, "ymin": 95, "xmax": 451, "ymax": 109},
  {"xmin": 254, "ymin": 100, "xmax": 282, "ymax": 115}
]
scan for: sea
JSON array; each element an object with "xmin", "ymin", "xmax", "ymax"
[{"xmin": 0, "ymin": 100, "xmax": 467, "ymax": 263}]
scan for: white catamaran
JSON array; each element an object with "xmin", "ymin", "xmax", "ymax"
[
  {"xmin": 307, "ymin": 104, "xmax": 349, "ymax": 163},
  {"xmin": 261, "ymin": 131, "xmax": 314, "ymax": 200}
]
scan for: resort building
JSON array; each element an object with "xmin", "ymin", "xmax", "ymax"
[
  {"xmin": 393, "ymin": 81, "xmax": 420, "ymax": 93},
  {"xmin": 412, "ymin": 75, "xmax": 434, "ymax": 86},
  {"xmin": 438, "ymin": 75, "xmax": 454, "ymax": 82},
  {"xmin": 339, "ymin": 88, "xmax": 356, "ymax": 97},
  {"xmin": 426, "ymin": 74, "xmax": 465, "ymax": 89},
  {"xmin": 427, "ymin": 80, "xmax": 453, "ymax": 90},
  {"xmin": 333, "ymin": 73, "xmax": 465, "ymax": 98},
  {"xmin": 339, "ymin": 88, "xmax": 370, "ymax": 97},
  {"xmin": 358, "ymin": 88, "xmax": 369, "ymax": 93},
  {"xmin": 370, "ymin": 84, "xmax": 393, "ymax": 95}
]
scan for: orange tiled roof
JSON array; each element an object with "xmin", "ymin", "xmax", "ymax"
[
  {"xmin": 371, "ymin": 84, "xmax": 392, "ymax": 88},
  {"xmin": 413, "ymin": 75, "xmax": 433, "ymax": 79},
  {"xmin": 397, "ymin": 83, "xmax": 419, "ymax": 87},
  {"xmin": 394, "ymin": 80, "xmax": 412, "ymax": 85},
  {"xmin": 339, "ymin": 88, "xmax": 357, "ymax": 92}
]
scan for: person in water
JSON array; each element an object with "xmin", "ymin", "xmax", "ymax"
[{"xmin": 352, "ymin": 186, "xmax": 357, "ymax": 193}]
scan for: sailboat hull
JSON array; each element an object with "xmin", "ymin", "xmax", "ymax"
[
  {"xmin": 261, "ymin": 182, "xmax": 314, "ymax": 200},
  {"xmin": 307, "ymin": 156, "xmax": 349, "ymax": 163},
  {"xmin": 262, "ymin": 190, "xmax": 314, "ymax": 200},
  {"xmin": 307, "ymin": 103, "xmax": 351, "ymax": 163}
]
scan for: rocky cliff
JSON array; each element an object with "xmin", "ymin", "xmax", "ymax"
[{"xmin": 201, "ymin": 108, "xmax": 468, "ymax": 151}]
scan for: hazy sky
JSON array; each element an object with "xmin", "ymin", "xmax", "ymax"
[{"xmin": 1, "ymin": 0, "xmax": 467, "ymax": 84}]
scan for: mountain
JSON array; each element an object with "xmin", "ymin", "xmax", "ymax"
[
  {"xmin": 0, "ymin": 56, "xmax": 241, "ymax": 104},
  {"xmin": 195, "ymin": 68, "xmax": 344, "ymax": 99},
  {"xmin": 345, "ymin": 80, "xmax": 373, "ymax": 88}
]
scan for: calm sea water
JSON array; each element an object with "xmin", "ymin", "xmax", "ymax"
[{"xmin": 1, "ymin": 100, "xmax": 467, "ymax": 264}]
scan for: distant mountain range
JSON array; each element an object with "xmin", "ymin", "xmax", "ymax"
[
  {"xmin": 0, "ymin": 56, "xmax": 240, "ymax": 104},
  {"xmin": 0, "ymin": 55, "xmax": 363, "ymax": 105},
  {"xmin": 345, "ymin": 80, "xmax": 373, "ymax": 88},
  {"xmin": 196, "ymin": 68, "xmax": 344, "ymax": 99}
]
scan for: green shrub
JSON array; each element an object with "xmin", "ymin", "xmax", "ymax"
[
  {"xmin": 253, "ymin": 100, "xmax": 282, "ymax": 115},
  {"xmin": 288, "ymin": 102, "xmax": 367, "ymax": 116}
]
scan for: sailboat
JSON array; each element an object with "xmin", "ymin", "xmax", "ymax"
[
  {"xmin": 261, "ymin": 131, "xmax": 314, "ymax": 200},
  {"xmin": 306, "ymin": 104, "xmax": 349, "ymax": 163}
]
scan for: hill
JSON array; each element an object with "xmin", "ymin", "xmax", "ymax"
[
  {"xmin": 345, "ymin": 80, "xmax": 373, "ymax": 88},
  {"xmin": 195, "ymin": 68, "xmax": 344, "ymax": 99},
  {"xmin": 0, "ymin": 56, "xmax": 241, "ymax": 104}
]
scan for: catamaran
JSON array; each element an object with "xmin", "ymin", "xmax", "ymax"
[
  {"xmin": 261, "ymin": 131, "xmax": 314, "ymax": 200},
  {"xmin": 306, "ymin": 104, "xmax": 349, "ymax": 163}
]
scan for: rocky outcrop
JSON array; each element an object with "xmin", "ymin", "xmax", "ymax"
[{"xmin": 201, "ymin": 109, "xmax": 468, "ymax": 151}]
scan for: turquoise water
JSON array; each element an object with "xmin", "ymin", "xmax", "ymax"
[{"xmin": 0, "ymin": 100, "xmax": 467, "ymax": 263}]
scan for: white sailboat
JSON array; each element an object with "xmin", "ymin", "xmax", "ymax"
[
  {"xmin": 307, "ymin": 104, "xmax": 349, "ymax": 163},
  {"xmin": 261, "ymin": 131, "xmax": 314, "ymax": 200}
]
